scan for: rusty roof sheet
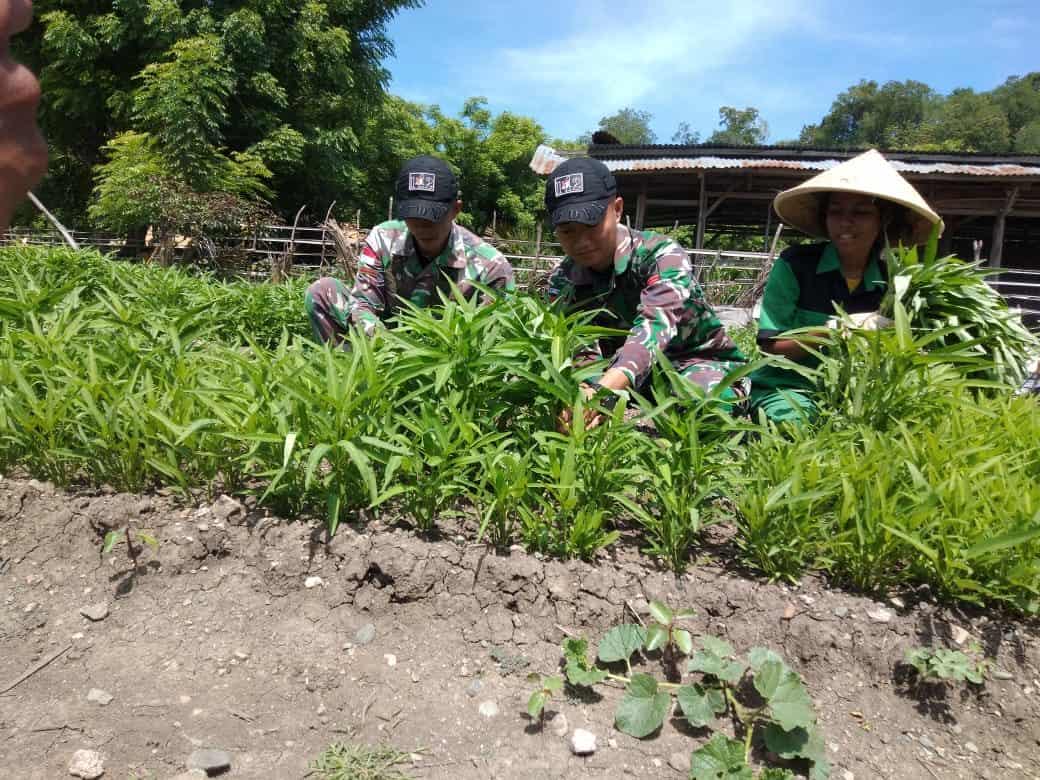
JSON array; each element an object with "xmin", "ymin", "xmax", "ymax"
[{"xmin": 601, "ymin": 156, "xmax": 1040, "ymax": 177}]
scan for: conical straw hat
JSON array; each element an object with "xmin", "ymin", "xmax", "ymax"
[{"xmin": 773, "ymin": 149, "xmax": 943, "ymax": 245}]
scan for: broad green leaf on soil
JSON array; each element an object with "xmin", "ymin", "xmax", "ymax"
[
  {"xmin": 675, "ymin": 608, "xmax": 697, "ymax": 621},
  {"xmin": 563, "ymin": 637, "xmax": 609, "ymax": 687},
  {"xmin": 689, "ymin": 733, "xmax": 753, "ymax": 780},
  {"xmin": 527, "ymin": 690, "xmax": 547, "ymax": 719},
  {"xmin": 748, "ymin": 646, "xmax": 784, "ymax": 671},
  {"xmin": 649, "ymin": 600, "xmax": 673, "ymax": 624},
  {"xmin": 645, "ymin": 624, "xmax": 669, "ymax": 652},
  {"xmin": 543, "ymin": 676, "xmax": 563, "ymax": 693},
  {"xmin": 674, "ymin": 628, "xmax": 694, "ymax": 656},
  {"xmin": 614, "ymin": 673, "xmax": 671, "ymax": 738},
  {"xmin": 758, "ymin": 769, "xmax": 797, "ymax": 779},
  {"xmin": 566, "ymin": 661, "xmax": 609, "ymax": 687},
  {"xmin": 598, "ymin": 624, "xmax": 647, "ymax": 664},
  {"xmin": 754, "ymin": 661, "xmax": 816, "ymax": 731},
  {"xmin": 701, "ymin": 636, "xmax": 734, "ymax": 657},
  {"xmin": 763, "ymin": 724, "xmax": 817, "ymax": 760},
  {"xmin": 690, "ymin": 637, "xmax": 745, "ymax": 683},
  {"xmin": 809, "ymin": 756, "xmax": 833, "ymax": 780},
  {"xmin": 676, "ymin": 683, "xmax": 726, "ymax": 728},
  {"xmin": 101, "ymin": 530, "xmax": 123, "ymax": 554}
]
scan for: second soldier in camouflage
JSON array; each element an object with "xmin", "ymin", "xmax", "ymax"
[{"xmin": 545, "ymin": 157, "xmax": 747, "ymax": 427}]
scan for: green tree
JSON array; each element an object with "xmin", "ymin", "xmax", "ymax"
[
  {"xmin": 707, "ymin": 106, "xmax": 768, "ymax": 145},
  {"xmin": 671, "ymin": 121, "xmax": 701, "ymax": 145},
  {"xmin": 800, "ymin": 79, "xmax": 940, "ymax": 148},
  {"xmin": 1014, "ymin": 119, "xmax": 1040, "ymax": 153},
  {"xmin": 991, "ymin": 73, "xmax": 1040, "ymax": 137},
  {"xmin": 580, "ymin": 108, "xmax": 657, "ymax": 145},
  {"xmin": 13, "ymin": 0, "xmax": 420, "ymax": 226},
  {"xmin": 429, "ymin": 97, "xmax": 546, "ymax": 232},
  {"xmin": 928, "ymin": 89, "xmax": 1011, "ymax": 152}
]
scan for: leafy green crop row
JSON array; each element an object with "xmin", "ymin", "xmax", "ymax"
[{"xmin": 2, "ymin": 246, "xmax": 1039, "ymax": 614}]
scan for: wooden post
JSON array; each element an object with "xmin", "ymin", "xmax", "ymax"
[
  {"xmin": 991, "ymin": 212, "xmax": 1007, "ymax": 270},
  {"xmin": 635, "ymin": 179, "xmax": 647, "ymax": 229},
  {"xmin": 695, "ymin": 173, "xmax": 707, "ymax": 250},
  {"xmin": 990, "ymin": 187, "xmax": 1019, "ymax": 272},
  {"xmin": 762, "ymin": 201, "xmax": 772, "ymax": 253},
  {"xmin": 388, "ymin": 196, "xmax": 394, "ymax": 221},
  {"xmin": 491, "ymin": 210, "xmax": 497, "ymax": 238},
  {"xmin": 938, "ymin": 215, "xmax": 955, "ymax": 257}
]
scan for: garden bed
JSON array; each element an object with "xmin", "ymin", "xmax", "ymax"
[{"xmin": 2, "ymin": 476, "xmax": 1038, "ymax": 779}]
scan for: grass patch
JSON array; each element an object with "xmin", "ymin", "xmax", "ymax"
[{"xmin": 309, "ymin": 742, "xmax": 413, "ymax": 780}]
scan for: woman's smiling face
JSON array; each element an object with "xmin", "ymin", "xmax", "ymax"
[{"xmin": 825, "ymin": 192, "xmax": 883, "ymax": 261}]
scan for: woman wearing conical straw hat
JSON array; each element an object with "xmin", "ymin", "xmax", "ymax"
[{"xmin": 749, "ymin": 149, "xmax": 943, "ymax": 424}]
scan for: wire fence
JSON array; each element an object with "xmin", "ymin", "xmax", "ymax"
[{"xmin": 4, "ymin": 225, "xmax": 1039, "ymax": 328}]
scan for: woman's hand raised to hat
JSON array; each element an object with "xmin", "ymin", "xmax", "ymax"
[{"xmin": 0, "ymin": 0, "xmax": 47, "ymax": 231}]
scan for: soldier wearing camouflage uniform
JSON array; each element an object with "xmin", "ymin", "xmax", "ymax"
[
  {"xmin": 306, "ymin": 155, "xmax": 515, "ymax": 343},
  {"xmin": 545, "ymin": 158, "xmax": 746, "ymax": 425}
]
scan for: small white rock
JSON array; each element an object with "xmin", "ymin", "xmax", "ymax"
[
  {"xmin": 889, "ymin": 596, "xmax": 906, "ymax": 609},
  {"xmin": 950, "ymin": 624, "xmax": 971, "ymax": 646},
  {"xmin": 570, "ymin": 728, "xmax": 597, "ymax": 755},
  {"xmin": 68, "ymin": 749, "xmax": 104, "ymax": 779},
  {"xmin": 842, "ymin": 771, "xmax": 855, "ymax": 780},
  {"xmin": 478, "ymin": 700, "xmax": 499, "ymax": 719},
  {"xmin": 965, "ymin": 741, "xmax": 979, "ymax": 754},
  {"xmin": 86, "ymin": 688, "xmax": 113, "ymax": 706},
  {"xmin": 867, "ymin": 607, "xmax": 894, "ymax": 624},
  {"xmin": 304, "ymin": 576, "xmax": 323, "ymax": 589},
  {"xmin": 384, "ymin": 653, "xmax": 397, "ymax": 667}
]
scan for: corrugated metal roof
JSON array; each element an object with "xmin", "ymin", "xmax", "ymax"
[{"xmin": 601, "ymin": 156, "xmax": 1040, "ymax": 177}]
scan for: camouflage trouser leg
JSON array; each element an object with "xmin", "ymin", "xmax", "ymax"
[
  {"xmin": 304, "ymin": 277, "xmax": 351, "ymax": 346},
  {"xmin": 672, "ymin": 357, "xmax": 750, "ymax": 415}
]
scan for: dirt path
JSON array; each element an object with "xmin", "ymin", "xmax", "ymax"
[{"xmin": 1, "ymin": 476, "xmax": 1038, "ymax": 779}]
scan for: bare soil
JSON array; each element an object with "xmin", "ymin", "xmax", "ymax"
[{"xmin": 1, "ymin": 476, "xmax": 1039, "ymax": 780}]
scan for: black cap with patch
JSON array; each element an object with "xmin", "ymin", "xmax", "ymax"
[
  {"xmin": 545, "ymin": 157, "xmax": 618, "ymax": 226},
  {"xmin": 395, "ymin": 155, "xmax": 459, "ymax": 222}
]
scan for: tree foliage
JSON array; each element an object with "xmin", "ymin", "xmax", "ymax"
[
  {"xmin": 708, "ymin": 106, "xmax": 769, "ymax": 145},
  {"xmin": 580, "ymin": 108, "xmax": 657, "ymax": 145},
  {"xmin": 800, "ymin": 74, "xmax": 1039, "ymax": 152},
  {"xmin": 14, "ymin": 0, "xmax": 420, "ymax": 225}
]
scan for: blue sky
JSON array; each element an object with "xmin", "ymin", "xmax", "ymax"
[{"xmin": 385, "ymin": 0, "xmax": 1039, "ymax": 144}]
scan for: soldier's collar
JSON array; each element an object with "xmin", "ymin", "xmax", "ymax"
[{"xmin": 398, "ymin": 223, "xmax": 468, "ymax": 268}]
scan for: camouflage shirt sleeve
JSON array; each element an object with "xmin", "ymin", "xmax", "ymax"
[
  {"xmin": 473, "ymin": 244, "xmax": 516, "ymax": 300},
  {"xmin": 546, "ymin": 260, "xmax": 573, "ymax": 305},
  {"xmin": 348, "ymin": 228, "xmax": 392, "ymax": 336},
  {"xmin": 609, "ymin": 241, "xmax": 695, "ymax": 386}
]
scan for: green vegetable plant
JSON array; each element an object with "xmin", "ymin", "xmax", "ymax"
[
  {"xmin": 101, "ymin": 525, "xmax": 159, "ymax": 569},
  {"xmin": 904, "ymin": 646, "xmax": 988, "ymax": 685},
  {"xmin": 537, "ymin": 607, "xmax": 829, "ymax": 779},
  {"xmin": 526, "ymin": 673, "xmax": 564, "ymax": 722}
]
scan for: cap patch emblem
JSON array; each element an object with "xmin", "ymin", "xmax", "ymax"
[
  {"xmin": 409, "ymin": 172, "xmax": 436, "ymax": 192},
  {"xmin": 554, "ymin": 173, "xmax": 584, "ymax": 197}
]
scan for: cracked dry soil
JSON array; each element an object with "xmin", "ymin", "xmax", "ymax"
[{"xmin": 1, "ymin": 476, "xmax": 1039, "ymax": 779}]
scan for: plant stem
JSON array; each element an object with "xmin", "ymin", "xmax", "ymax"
[{"xmin": 605, "ymin": 672, "xmax": 682, "ymax": 691}]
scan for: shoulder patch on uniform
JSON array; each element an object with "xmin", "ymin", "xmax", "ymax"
[
  {"xmin": 554, "ymin": 172, "xmax": 584, "ymax": 197},
  {"xmin": 408, "ymin": 172, "xmax": 436, "ymax": 192}
]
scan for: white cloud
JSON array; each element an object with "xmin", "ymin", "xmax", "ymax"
[{"xmin": 485, "ymin": 0, "xmax": 810, "ymax": 124}]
